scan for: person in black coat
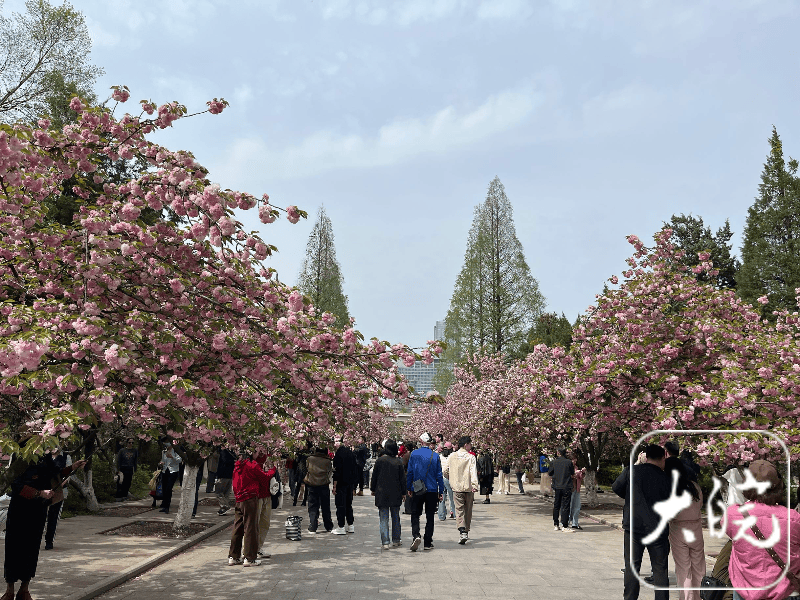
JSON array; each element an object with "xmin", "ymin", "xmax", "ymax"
[
  {"xmin": 332, "ymin": 441, "xmax": 359, "ymax": 534},
  {"xmin": 548, "ymin": 447, "xmax": 574, "ymax": 530},
  {"xmin": 3, "ymin": 441, "xmax": 86, "ymax": 600},
  {"xmin": 370, "ymin": 439, "xmax": 406, "ymax": 549},
  {"xmin": 476, "ymin": 449, "xmax": 494, "ymax": 504},
  {"xmin": 612, "ymin": 444, "xmax": 671, "ymax": 600}
]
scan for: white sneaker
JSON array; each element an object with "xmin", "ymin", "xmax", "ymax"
[
  {"xmin": 331, "ymin": 526, "xmax": 347, "ymax": 535},
  {"xmin": 554, "ymin": 525, "xmax": 560, "ymax": 531},
  {"xmin": 562, "ymin": 528, "xmax": 574, "ymax": 533},
  {"xmin": 381, "ymin": 544, "xmax": 390, "ymax": 550},
  {"xmin": 242, "ymin": 558, "xmax": 262, "ymax": 567},
  {"xmin": 227, "ymin": 556, "xmax": 243, "ymax": 566},
  {"xmin": 346, "ymin": 524, "xmax": 355, "ymax": 534}
]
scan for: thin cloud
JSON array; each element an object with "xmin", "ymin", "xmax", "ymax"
[{"xmin": 217, "ymin": 83, "xmax": 542, "ymax": 181}]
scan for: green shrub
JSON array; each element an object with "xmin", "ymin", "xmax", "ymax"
[{"xmin": 597, "ymin": 462, "xmax": 625, "ymax": 487}]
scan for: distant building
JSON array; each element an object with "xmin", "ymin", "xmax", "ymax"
[
  {"xmin": 397, "ymin": 357, "xmax": 440, "ymax": 397},
  {"xmin": 434, "ymin": 320, "xmax": 446, "ymax": 343},
  {"xmin": 396, "ymin": 319, "xmax": 447, "ymax": 398}
]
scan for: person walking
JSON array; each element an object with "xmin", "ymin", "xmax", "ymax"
[
  {"xmin": 513, "ymin": 458, "xmax": 526, "ymax": 494},
  {"xmin": 665, "ymin": 458, "xmax": 704, "ymax": 600},
  {"xmin": 305, "ymin": 446, "xmax": 334, "ymax": 534},
  {"xmin": 477, "ymin": 449, "xmax": 494, "ymax": 504},
  {"xmin": 227, "ymin": 451, "xmax": 270, "ymax": 567},
  {"xmin": 205, "ymin": 449, "xmax": 220, "ymax": 493},
  {"xmin": 612, "ymin": 444, "xmax": 671, "ymax": 600},
  {"xmin": 548, "ymin": 447, "xmax": 574, "ymax": 531},
  {"xmin": 444, "ymin": 436, "xmax": 479, "ymax": 545},
  {"xmin": 158, "ymin": 438, "xmax": 182, "ymax": 514},
  {"xmin": 438, "ymin": 443, "xmax": 455, "ymax": 520},
  {"xmin": 292, "ymin": 449, "xmax": 309, "ymax": 507},
  {"xmin": 254, "ymin": 456, "xmax": 277, "ymax": 560},
  {"xmin": 3, "ymin": 437, "xmax": 85, "ymax": 600},
  {"xmin": 370, "ymin": 439, "xmax": 406, "ymax": 549},
  {"xmin": 499, "ymin": 462, "xmax": 512, "ymax": 494},
  {"xmin": 539, "ymin": 454, "xmax": 552, "ymax": 496},
  {"xmin": 354, "ymin": 440, "xmax": 369, "ymax": 496},
  {"xmin": 332, "ymin": 440, "xmax": 359, "ymax": 535},
  {"xmin": 569, "ymin": 453, "xmax": 586, "ymax": 530},
  {"xmin": 115, "ymin": 438, "xmax": 138, "ymax": 502},
  {"xmin": 405, "ymin": 433, "xmax": 444, "ymax": 551},
  {"xmin": 215, "ymin": 447, "xmax": 236, "ymax": 515},
  {"xmin": 43, "ymin": 447, "xmax": 71, "ymax": 550}
]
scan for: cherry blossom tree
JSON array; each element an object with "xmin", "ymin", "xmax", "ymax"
[{"xmin": 0, "ymin": 88, "xmax": 435, "ymax": 528}]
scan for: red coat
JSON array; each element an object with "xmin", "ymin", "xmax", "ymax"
[{"xmin": 232, "ymin": 459, "xmax": 271, "ymax": 503}]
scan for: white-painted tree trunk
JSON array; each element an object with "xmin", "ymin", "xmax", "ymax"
[
  {"xmin": 173, "ymin": 464, "xmax": 199, "ymax": 531},
  {"xmin": 584, "ymin": 469, "xmax": 599, "ymax": 507},
  {"xmin": 69, "ymin": 468, "xmax": 100, "ymax": 512}
]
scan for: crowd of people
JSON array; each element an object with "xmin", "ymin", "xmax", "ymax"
[
  {"xmin": 5, "ymin": 430, "xmax": 799, "ymax": 600},
  {"xmin": 611, "ymin": 440, "xmax": 800, "ymax": 600}
]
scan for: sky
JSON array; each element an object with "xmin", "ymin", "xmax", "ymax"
[{"xmin": 8, "ymin": 0, "xmax": 800, "ymax": 348}]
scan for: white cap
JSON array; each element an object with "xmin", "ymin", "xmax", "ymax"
[{"xmin": 420, "ymin": 432, "xmax": 432, "ymax": 444}]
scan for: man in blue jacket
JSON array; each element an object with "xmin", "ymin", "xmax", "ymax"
[{"xmin": 406, "ymin": 432, "xmax": 444, "ymax": 552}]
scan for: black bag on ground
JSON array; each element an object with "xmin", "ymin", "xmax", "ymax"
[{"xmin": 699, "ymin": 576, "xmax": 728, "ymax": 600}]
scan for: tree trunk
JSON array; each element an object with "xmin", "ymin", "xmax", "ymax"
[
  {"xmin": 584, "ymin": 469, "xmax": 598, "ymax": 507},
  {"xmin": 69, "ymin": 468, "xmax": 100, "ymax": 512},
  {"xmin": 173, "ymin": 464, "xmax": 199, "ymax": 531}
]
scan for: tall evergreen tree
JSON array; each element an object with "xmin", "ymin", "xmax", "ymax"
[
  {"xmin": 439, "ymin": 177, "xmax": 545, "ymax": 387},
  {"xmin": 297, "ymin": 206, "xmax": 350, "ymax": 327},
  {"xmin": 662, "ymin": 214, "xmax": 739, "ymax": 289},
  {"xmin": 739, "ymin": 127, "xmax": 800, "ymax": 313}
]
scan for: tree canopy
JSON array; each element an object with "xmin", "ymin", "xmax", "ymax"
[
  {"xmin": 297, "ymin": 205, "xmax": 350, "ymax": 327},
  {"xmin": 0, "ymin": 0, "xmax": 103, "ymax": 123},
  {"xmin": 738, "ymin": 127, "xmax": 800, "ymax": 314}
]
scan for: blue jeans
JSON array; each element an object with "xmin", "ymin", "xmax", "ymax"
[
  {"xmin": 379, "ymin": 506, "xmax": 401, "ymax": 545},
  {"xmin": 438, "ymin": 477, "xmax": 455, "ymax": 520},
  {"xmin": 569, "ymin": 490, "xmax": 581, "ymax": 526}
]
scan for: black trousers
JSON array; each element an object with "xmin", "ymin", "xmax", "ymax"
[
  {"xmin": 160, "ymin": 470, "xmax": 179, "ymax": 510},
  {"xmin": 623, "ymin": 532, "xmax": 670, "ymax": 600},
  {"xmin": 334, "ymin": 486, "xmax": 354, "ymax": 527},
  {"xmin": 553, "ymin": 488, "xmax": 571, "ymax": 526},
  {"xmin": 4, "ymin": 494, "xmax": 47, "ymax": 583},
  {"xmin": 307, "ymin": 485, "xmax": 333, "ymax": 532},
  {"xmin": 44, "ymin": 500, "xmax": 63, "ymax": 546},
  {"xmin": 115, "ymin": 467, "xmax": 134, "ymax": 499},
  {"xmin": 411, "ymin": 492, "xmax": 438, "ymax": 546}
]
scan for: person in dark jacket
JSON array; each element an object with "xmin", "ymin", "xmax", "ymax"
[
  {"xmin": 354, "ymin": 441, "xmax": 369, "ymax": 495},
  {"xmin": 548, "ymin": 447, "xmax": 575, "ymax": 531},
  {"xmin": 215, "ymin": 448, "xmax": 236, "ymax": 515},
  {"xmin": 332, "ymin": 441, "xmax": 360, "ymax": 535},
  {"xmin": 291, "ymin": 451, "xmax": 308, "ymax": 507},
  {"xmin": 115, "ymin": 438, "xmax": 138, "ymax": 501},
  {"xmin": 405, "ymin": 433, "xmax": 444, "ymax": 551},
  {"xmin": 3, "ymin": 441, "xmax": 85, "ymax": 600},
  {"xmin": 370, "ymin": 439, "xmax": 406, "ymax": 549},
  {"xmin": 476, "ymin": 449, "xmax": 494, "ymax": 504},
  {"xmin": 612, "ymin": 444, "xmax": 671, "ymax": 600}
]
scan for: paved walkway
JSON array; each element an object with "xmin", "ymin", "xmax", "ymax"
[{"xmin": 1, "ymin": 485, "xmax": 730, "ymax": 600}]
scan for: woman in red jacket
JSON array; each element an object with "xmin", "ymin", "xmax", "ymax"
[{"xmin": 227, "ymin": 453, "xmax": 271, "ymax": 567}]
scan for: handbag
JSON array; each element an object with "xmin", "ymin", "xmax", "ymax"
[
  {"xmin": 412, "ymin": 451, "xmax": 435, "ymax": 496},
  {"xmin": 745, "ymin": 510, "xmax": 800, "ymax": 594},
  {"xmin": 699, "ymin": 576, "xmax": 728, "ymax": 600}
]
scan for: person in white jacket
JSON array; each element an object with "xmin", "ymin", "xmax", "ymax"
[{"xmin": 442, "ymin": 436, "xmax": 479, "ymax": 544}]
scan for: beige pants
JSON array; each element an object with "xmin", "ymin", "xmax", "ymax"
[
  {"xmin": 453, "ymin": 491, "xmax": 474, "ymax": 532},
  {"xmin": 499, "ymin": 472, "xmax": 511, "ymax": 493},
  {"xmin": 669, "ymin": 520, "xmax": 705, "ymax": 600},
  {"xmin": 257, "ymin": 497, "xmax": 272, "ymax": 551}
]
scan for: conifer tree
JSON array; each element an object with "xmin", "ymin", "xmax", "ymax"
[
  {"xmin": 439, "ymin": 177, "xmax": 545, "ymax": 388},
  {"xmin": 297, "ymin": 206, "xmax": 350, "ymax": 326},
  {"xmin": 739, "ymin": 127, "xmax": 800, "ymax": 313},
  {"xmin": 662, "ymin": 214, "xmax": 739, "ymax": 289}
]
